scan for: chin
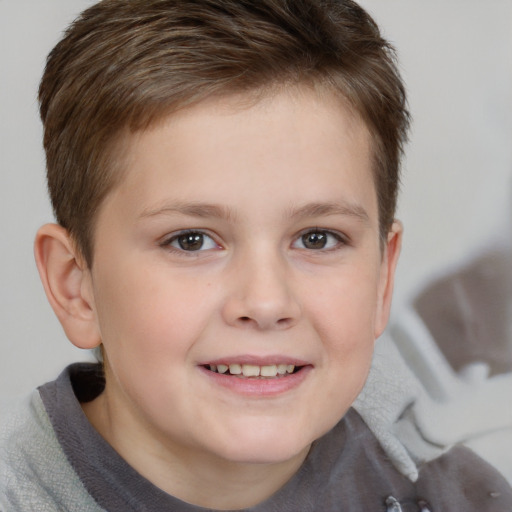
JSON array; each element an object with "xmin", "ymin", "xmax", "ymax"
[
  {"xmin": 205, "ymin": 420, "xmax": 320, "ymax": 465},
  {"xmin": 219, "ymin": 442, "xmax": 309, "ymax": 465}
]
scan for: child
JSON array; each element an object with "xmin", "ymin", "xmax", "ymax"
[{"xmin": 1, "ymin": 0, "xmax": 510, "ymax": 510}]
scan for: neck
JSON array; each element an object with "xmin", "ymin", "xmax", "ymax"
[
  {"xmin": 154, "ymin": 446, "xmax": 309, "ymax": 509},
  {"xmin": 82, "ymin": 390, "xmax": 310, "ymax": 509}
]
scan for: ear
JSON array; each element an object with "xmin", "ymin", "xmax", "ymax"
[
  {"xmin": 374, "ymin": 220, "xmax": 403, "ymax": 338},
  {"xmin": 34, "ymin": 223, "xmax": 101, "ymax": 349}
]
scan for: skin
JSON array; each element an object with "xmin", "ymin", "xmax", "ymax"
[{"xmin": 35, "ymin": 86, "xmax": 402, "ymax": 509}]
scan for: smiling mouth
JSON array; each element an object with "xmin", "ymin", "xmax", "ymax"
[{"xmin": 204, "ymin": 363, "xmax": 302, "ymax": 379}]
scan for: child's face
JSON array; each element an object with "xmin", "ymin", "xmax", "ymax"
[{"xmin": 83, "ymin": 87, "xmax": 400, "ymax": 468}]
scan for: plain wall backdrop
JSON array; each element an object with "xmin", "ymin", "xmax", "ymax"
[{"xmin": 1, "ymin": 1, "xmax": 511, "ymax": 401}]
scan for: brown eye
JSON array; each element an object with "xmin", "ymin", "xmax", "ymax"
[
  {"xmin": 177, "ymin": 233, "xmax": 205, "ymax": 251},
  {"xmin": 165, "ymin": 231, "xmax": 219, "ymax": 252},
  {"xmin": 301, "ymin": 232, "xmax": 328, "ymax": 249},
  {"xmin": 293, "ymin": 230, "xmax": 344, "ymax": 250}
]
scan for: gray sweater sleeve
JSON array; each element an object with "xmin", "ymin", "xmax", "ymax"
[{"xmin": 0, "ymin": 391, "xmax": 104, "ymax": 512}]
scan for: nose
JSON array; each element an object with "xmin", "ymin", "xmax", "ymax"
[{"xmin": 222, "ymin": 250, "xmax": 301, "ymax": 331}]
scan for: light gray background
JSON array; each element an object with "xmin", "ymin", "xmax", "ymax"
[{"xmin": 1, "ymin": 1, "xmax": 511, "ymax": 401}]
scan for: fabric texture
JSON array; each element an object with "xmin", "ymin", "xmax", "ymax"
[
  {"xmin": 0, "ymin": 388, "xmax": 104, "ymax": 512},
  {"xmin": 354, "ymin": 323, "xmax": 512, "ymax": 484},
  {"xmin": 2, "ymin": 363, "xmax": 511, "ymax": 511}
]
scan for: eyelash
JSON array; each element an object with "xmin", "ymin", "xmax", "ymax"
[
  {"xmin": 160, "ymin": 230, "xmax": 221, "ymax": 255},
  {"xmin": 292, "ymin": 229, "xmax": 347, "ymax": 251},
  {"xmin": 160, "ymin": 228, "xmax": 348, "ymax": 254}
]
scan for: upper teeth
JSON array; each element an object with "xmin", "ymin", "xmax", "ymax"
[{"xmin": 209, "ymin": 363, "xmax": 295, "ymax": 377}]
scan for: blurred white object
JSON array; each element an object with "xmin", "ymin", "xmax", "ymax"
[
  {"xmin": 355, "ymin": 307, "xmax": 512, "ymax": 484},
  {"xmin": 393, "ymin": 308, "xmax": 512, "ymax": 483}
]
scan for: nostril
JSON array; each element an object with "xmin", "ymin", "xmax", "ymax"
[{"xmin": 233, "ymin": 313, "xmax": 297, "ymax": 330}]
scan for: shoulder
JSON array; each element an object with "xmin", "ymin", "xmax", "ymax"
[
  {"xmin": 417, "ymin": 444, "xmax": 512, "ymax": 511},
  {"xmin": 0, "ymin": 388, "xmax": 104, "ymax": 512},
  {"xmin": 334, "ymin": 409, "xmax": 512, "ymax": 511}
]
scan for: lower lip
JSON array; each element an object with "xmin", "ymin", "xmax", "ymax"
[{"xmin": 199, "ymin": 366, "xmax": 312, "ymax": 397}]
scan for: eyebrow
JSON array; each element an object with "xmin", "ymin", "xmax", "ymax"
[
  {"xmin": 139, "ymin": 200, "xmax": 369, "ymax": 223},
  {"xmin": 286, "ymin": 201, "xmax": 370, "ymax": 223},
  {"xmin": 139, "ymin": 202, "xmax": 237, "ymax": 221}
]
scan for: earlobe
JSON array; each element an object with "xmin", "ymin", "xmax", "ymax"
[
  {"xmin": 34, "ymin": 223, "xmax": 101, "ymax": 349},
  {"xmin": 374, "ymin": 220, "xmax": 403, "ymax": 338}
]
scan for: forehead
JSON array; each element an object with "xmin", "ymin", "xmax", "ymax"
[{"xmin": 104, "ymin": 86, "xmax": 377, "ymax": 225}]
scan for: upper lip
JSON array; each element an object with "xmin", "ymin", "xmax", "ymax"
[{"xmin": 199, "ymin": 355, "xmax": 311, "ymax": 367}]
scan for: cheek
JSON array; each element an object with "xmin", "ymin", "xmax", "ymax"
[
  {"xmin": 305, "ymin": 266, "xmax": 381, "ymax": 344},
  {"xmin": 93, "ymin": 261, "xmax": 215, "ymax": 361},
  {"xmin": 304, "ymin": 266, "xmax": 380, "ymax": 399}
]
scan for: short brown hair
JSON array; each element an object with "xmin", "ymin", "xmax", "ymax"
[{"xmin": 39, "ymin": 0, "xmax": 409, "ymax": 266}]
